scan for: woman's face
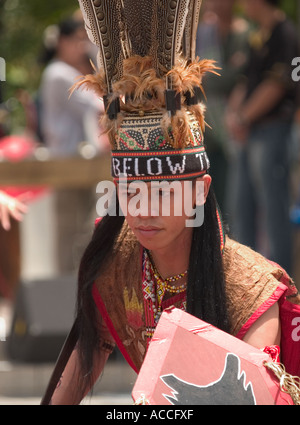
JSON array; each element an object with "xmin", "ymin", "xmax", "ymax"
[
  {"xmin": 119, "ymin": 175, "xmax": 211, "ymax": 253},
  {"xmin": 58, "ymin": 27, "xmax": 89, "ymax": 66}
]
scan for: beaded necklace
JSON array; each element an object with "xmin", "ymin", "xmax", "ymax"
[
  {"xmin": 142, "ymin": 250, "xmax": 187, "ymax": 343},
  {"xmin": 151, "ymin": 262, "xmax": 187, "ymax": 295}
]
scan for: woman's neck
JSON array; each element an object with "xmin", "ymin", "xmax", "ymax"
[{"xmin": 149, "ymin": 231, "xmax": 193, "ymax": 279}]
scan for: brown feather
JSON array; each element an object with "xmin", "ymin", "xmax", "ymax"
[
  {"xmin": 78, "ymin": 0, "xmax": 126, "ymax": 89},
  {"xmin": 122, "ymin": 0, "xmax": 154, "ymax": 57},
  {"xmin": 112, "ymin": 56, "xmax": 165, "ymax": 110},
  {"xmin": 188, "ymin": 104, "xmax": 206, "ymax": 134},
  {"xmin": 153, "ymin": 0, "xmax": 191, "ymax": 78},
  {"xmin": 182, "ymin": 0, "xmax": 203, "ymax": 61},
  {"xmin": 161, "ymin": 109, "xmax": 193, "ymax": 150},
  {"xmin": 168, "ymin": 58, "xmax": 220, "ymax": 94},
  {"xmin": 70, "ymin": 71, "xmax": 108, "ymax": 99}
]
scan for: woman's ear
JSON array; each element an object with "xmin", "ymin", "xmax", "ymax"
[{"xmin": 195, "ymin": 174, "xmax": 212, "ymax": 206}]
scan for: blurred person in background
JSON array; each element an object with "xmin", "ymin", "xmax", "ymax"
[
  {"xmin": 196, "ymin": 0, "xmax": 250, "ymax": 214},
  {"xmin": 39, "ymin": 14, "xmax": 107, "ymax": 274},
  {"xmin": 39, "ymin": 15, "xmax": 105, "ymax": 156},
  {"xmin": 226, "ymin": 0, "xmax": 299, "ymax": 274}
]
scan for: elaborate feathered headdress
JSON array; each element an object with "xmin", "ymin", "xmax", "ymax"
[{"xmin": 75, "ymin": 0, "xmax": 218, "ymax": 182}]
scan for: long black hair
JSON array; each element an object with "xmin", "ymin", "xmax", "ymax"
[
  {"xmin": 187, "ymin": 189, "xmax": 229, "ymax": 331},
  {"xmin": 75, "ymin": 186, "xmax": 229, "ymax": 393},
  {"xmin": 76, "ymin": 197, "xmax": 125, "ymax": 394},
  {"xmin": 39, "ymin": 17, "xmax": 84, "ymax": 65}
]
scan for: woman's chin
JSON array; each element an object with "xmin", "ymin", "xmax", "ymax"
[{"xmin": 133, "ymin": 231, "xmax": 164, "ymax": 251}]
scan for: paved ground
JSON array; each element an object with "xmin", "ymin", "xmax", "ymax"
[
  {"xmin": 0, "ymin": 298, "xmax": 137, "ymax": 405},
  {"xmin": 0, "ymin": 393, "xmax": 133, "ymax": 405},
  {"xmin": 0, "ymin": 354, "xmax": 137, "ymax": 405}
]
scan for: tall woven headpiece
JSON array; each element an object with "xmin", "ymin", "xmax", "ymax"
[{"xmin": 76, "ymin": 0, "xmax": 218, "ymax": 182}]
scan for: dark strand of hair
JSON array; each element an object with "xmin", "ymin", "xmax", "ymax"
[
  {"xmin": 76, "ymin": 195, "xmax": 125, "ymax": 395},
  {"xmin": 186, "ymin": 189, "xmax": 230, "ymax": 333}
]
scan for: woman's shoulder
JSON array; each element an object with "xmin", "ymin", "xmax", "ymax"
[
  {"xmin": 223, "ymin": 236, "xmax": 288, "ymax": 336},
  {"xmin": 223, "ymin": 236, "xmax": 286, "ymax": 284}
]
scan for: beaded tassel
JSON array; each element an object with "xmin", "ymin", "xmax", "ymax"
[{"xmin": 142, "ymin": 250, "xmax": 187, "ymax": 332}]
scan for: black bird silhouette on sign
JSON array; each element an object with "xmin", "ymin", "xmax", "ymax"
[{"xmin": 161, "ymin": 353, "xmax": 256, "ymax": 405}]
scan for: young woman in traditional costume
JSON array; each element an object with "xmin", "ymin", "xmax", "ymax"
[{"xmin": 43, "ymin": 0, "xmax": 300, "ymax": 405}]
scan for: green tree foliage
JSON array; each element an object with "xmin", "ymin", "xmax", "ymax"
[
  {"xmin": 281, "ymin": 0, "xmax": 298, "ymax": 21},
  {"xmin": 0, "ymin": 0, "xmax": 78, "ymax": 95},
  {"xmin": 0, "ymin": 0, "xmax": 78, "ymax": 132}
]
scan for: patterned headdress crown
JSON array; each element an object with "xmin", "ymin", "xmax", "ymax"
[{"xmin": 76, "ymin": 0, "xmax": 218, "ymax": 181}]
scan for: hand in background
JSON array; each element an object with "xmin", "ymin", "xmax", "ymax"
[
  {"xmin": 0, "ymin": 191, "xmax": 29, "ymax": 231},
  {"xmin": 225, "ymin": 111, "xmax": 249, "ymax": 145}
]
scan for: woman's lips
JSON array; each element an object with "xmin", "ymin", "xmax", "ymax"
[{"xmin": 136, "ymin": 226, "xmax": 162, "ymax": 237}]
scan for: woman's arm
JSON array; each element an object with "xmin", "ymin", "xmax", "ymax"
[
  {"xmin": 242, "ymin": 302, "xmax": 281, "ymax": 349},
  {"xmin": 50, "ymin": 344, "xmax": 112, "ymax": 405},
  {"xmin": 50, "ymin": 318, "xmax": 116, "ymax": 405}
]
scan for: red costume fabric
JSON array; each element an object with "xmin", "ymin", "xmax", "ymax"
[{"xmin": 92, "ymin": 223, "xmax": 300, "ymax": 377}]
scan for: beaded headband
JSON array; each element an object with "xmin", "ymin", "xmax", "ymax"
[
  {"xmin": 111, "ymin": 111, "xmax": 210, "ymax": 182},
  {"xmin": 75, "ymin": 0, "xmax": 219, "ymax": 182}
]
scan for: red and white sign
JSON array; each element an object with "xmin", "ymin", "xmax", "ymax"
[{"xmin": 132, "ymin": 308, "xmax": 293, "ymax": 405}]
